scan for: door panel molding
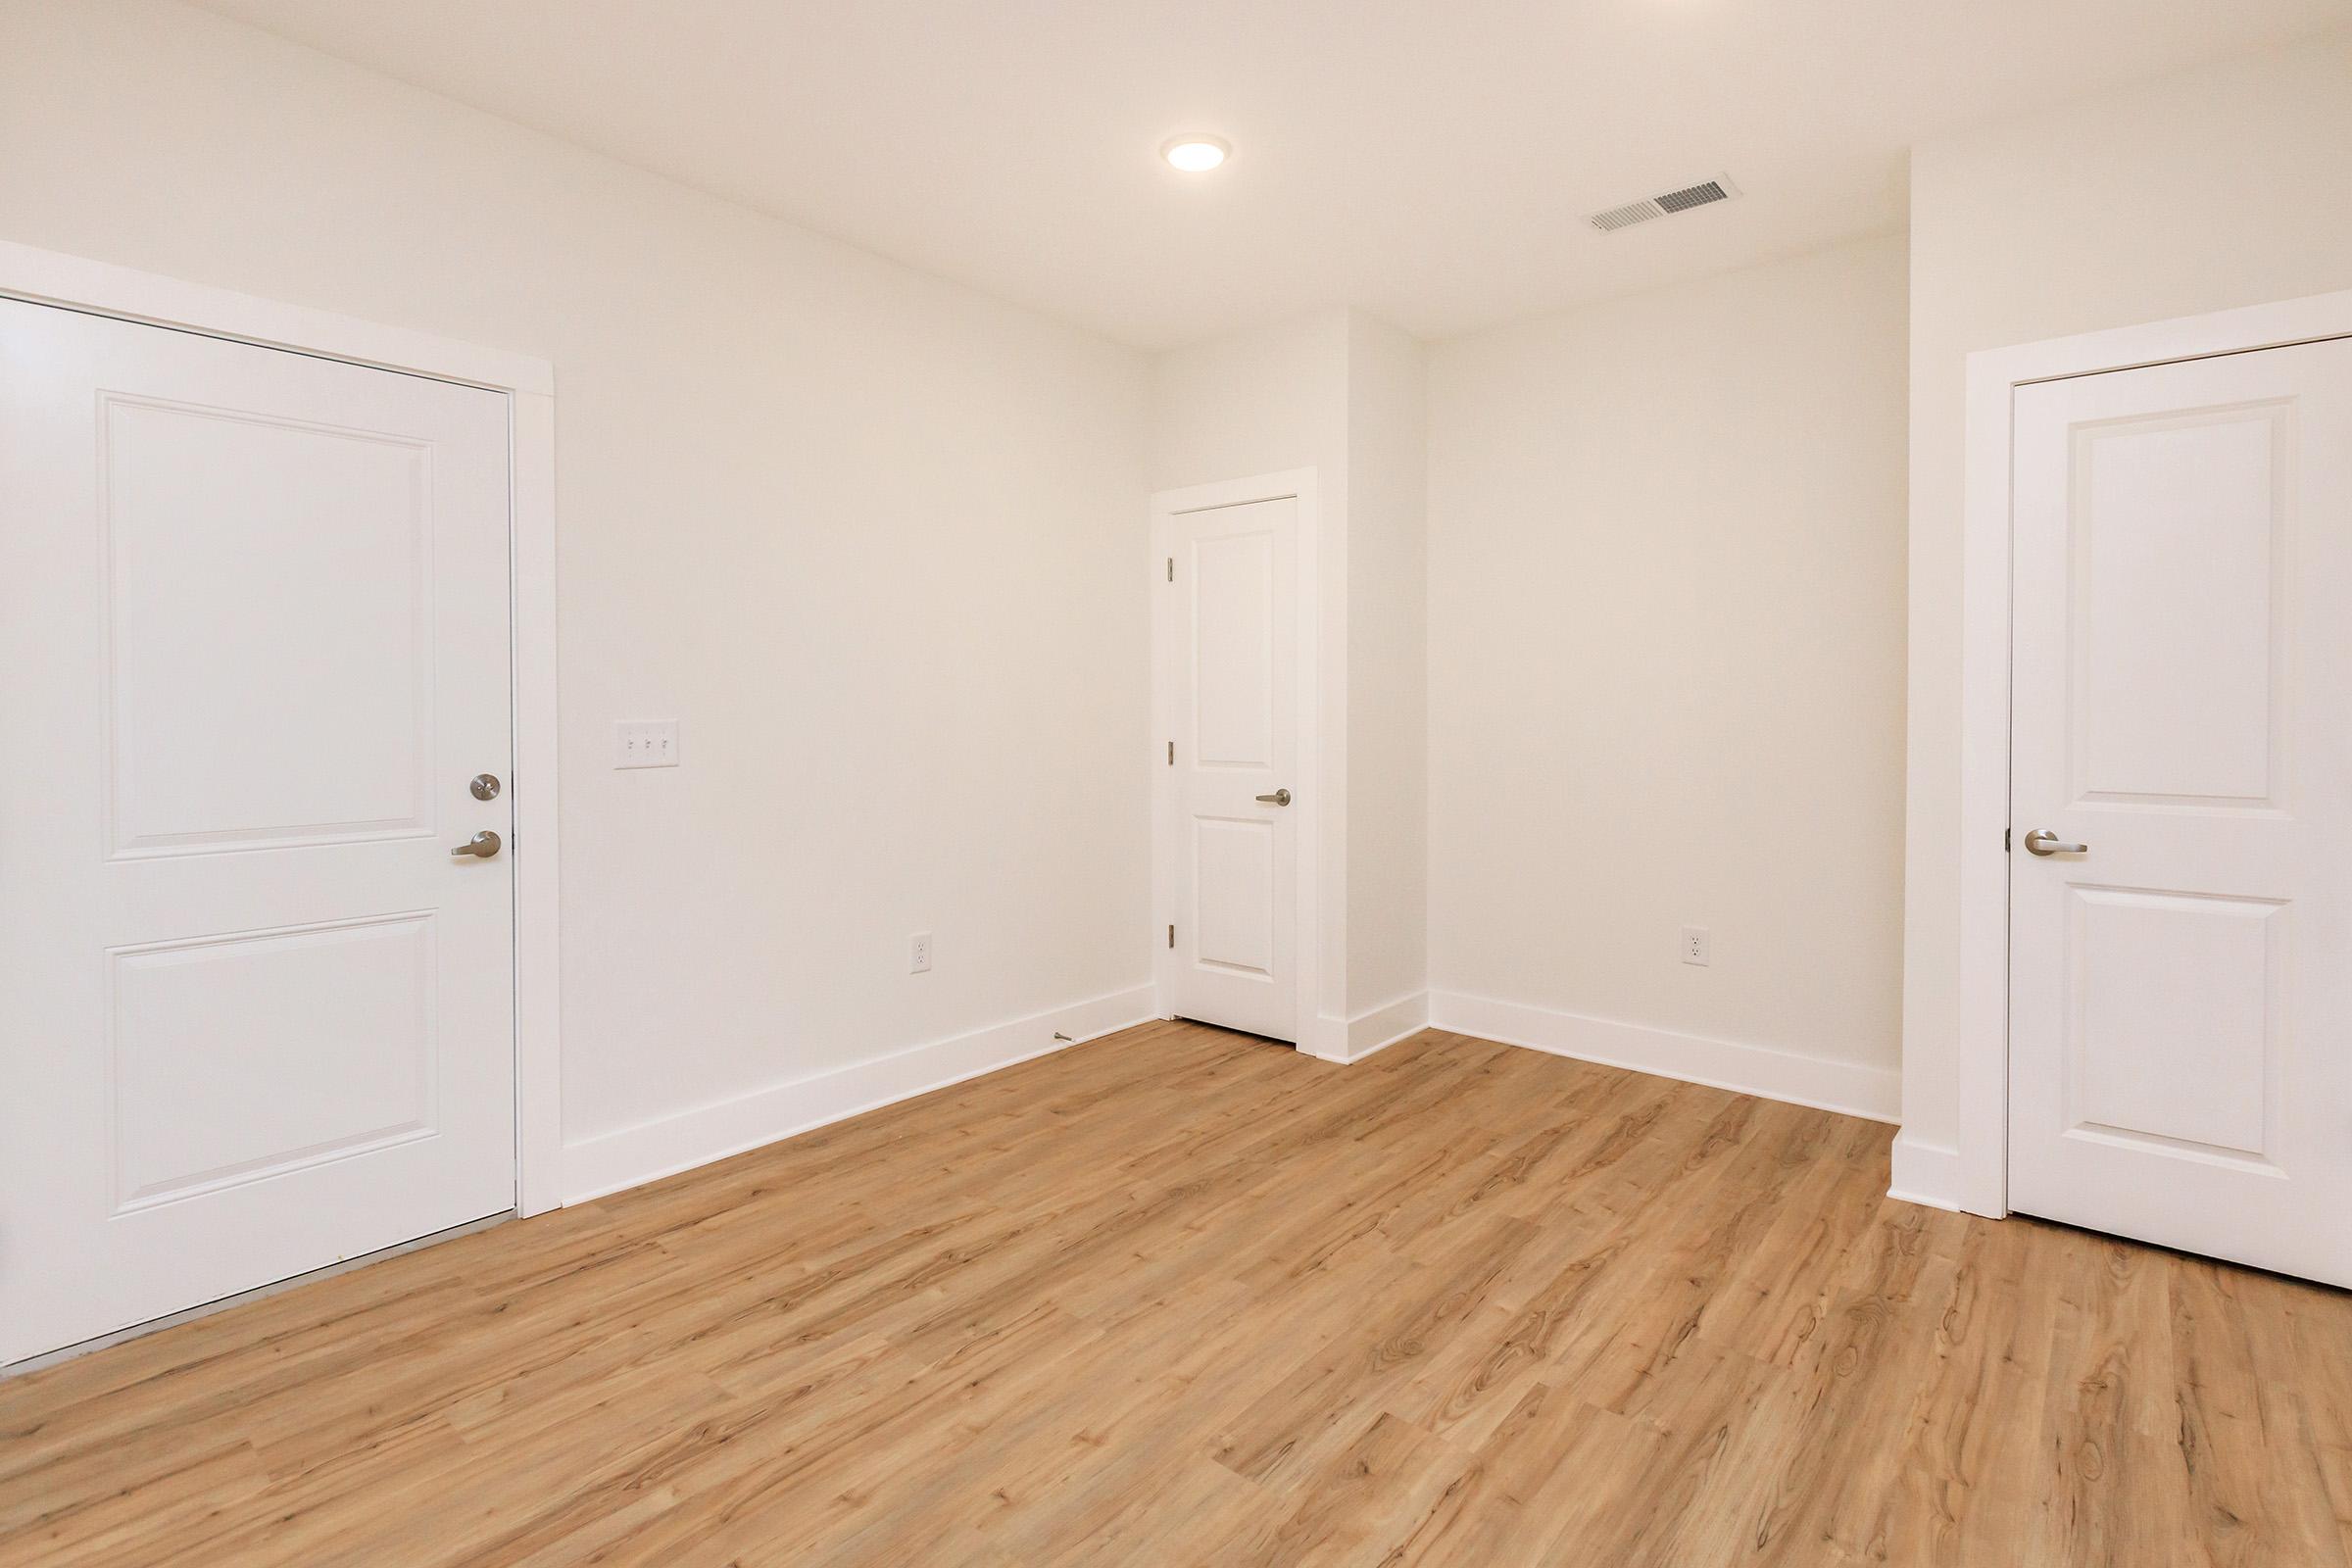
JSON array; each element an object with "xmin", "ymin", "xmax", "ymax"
[
  {"xmin": 1946, "ymin": 286, "xmax": 2352, "ymax": 1223},
  {"xmin": 107, "ymin": 909, "xmax": 443, "ymax": 1212},
  {"xmin": 0, "ymin": 239, "xmax": 563, "ymax": 1251}
]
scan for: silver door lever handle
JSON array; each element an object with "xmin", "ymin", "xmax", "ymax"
[
  {"xmin": 451, "ymin": 830, "xmax": 503, "ymax": 858},
  {"xmin": 1255, "ymin": 789, "xmax": 1292, "ymax": 807},
  {"xmin": 2022, "ymin": 828, "xmax": 2086, "ymax": 857}
]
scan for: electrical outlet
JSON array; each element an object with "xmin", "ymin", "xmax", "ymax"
[
  {"xmin": 1681, "ymin": 926, "xmax": 1710, "ymax": 966},
  {"xmin": 909, "ymin": 932, "xmax": 932, "ymax": 974},
  {"xmin": 614, "ymin": 720, "xmax": 680, "ymax": 769}
]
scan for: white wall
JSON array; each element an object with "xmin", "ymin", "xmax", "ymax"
[
  {"xmin": 1899, "ymin": 33, "xmax": 2352, "ymax": 1195},
  {"xmin": 1427, "ymin": 235, "xmax": 1909, "ymax": 1118},
  {"xmin": 1149, "ymin": 310, "xmax": 1352, "ymax": 496},
  {"xmin": 0, "ymin": 0, "xmax": 1153, "ymax": 1198},
  {"xmin": 1344, "ymin": 315, "xmax": 1429, "ymax": 1043}
]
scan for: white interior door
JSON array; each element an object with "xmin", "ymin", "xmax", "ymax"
[
  {"xmin": 2007, "ymin": 335, "xmax": 2352, "ymax": 1287},
  {"xmin": 1158, "ymin": 495, "xmax": 1299, "ymax": 1042},
  {"xmin": 0, "ymin": 299, "xmax": 517, "ymax": 1363}
]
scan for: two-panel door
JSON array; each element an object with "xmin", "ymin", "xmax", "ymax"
[
  {"xmin": 2007, "ymin": 335, "xmax": 2352, "ymax": 1287},
  {"xmin": 0, "ymin": 299, "xmax": 518, "ymax": 1363},
  {"xmin": 1159, "ymin": 496, "xmax": 1300, "ymax": 1042}
]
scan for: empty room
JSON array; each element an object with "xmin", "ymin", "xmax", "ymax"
[{"xmin": 4, "ymin": 1, "xmax": 2350, "ymax": 1562}]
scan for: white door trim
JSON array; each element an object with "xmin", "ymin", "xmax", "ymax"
[
  {"xmin": 1951, "ymin": 286, "xmax": 2352, "ymax": 1218},
  {"xmin": 1150, "ymin": 469, "xmax": 1327, "ymax": 1054},
  {"xmin": 0, "ymin": 239, "xmax": 564, "ymax": 1220}
]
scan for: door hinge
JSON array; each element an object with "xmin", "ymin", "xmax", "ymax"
[
  {"xmin": 1166, "ymin": 557, "xmax": 1174, "ymax": 583},
  {"xmin": 1168, "ymin": 923, "xmax": 1175, "ymax": 949},
  {"xmin": 2003, "ymin": 827, "xmax": 2012, "ymax": 854},
  {"xmin": 1167, "ymin": 740, "xmax": 1174, "ymax": 765}
]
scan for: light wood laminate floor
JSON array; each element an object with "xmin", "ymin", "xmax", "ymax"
[{"xmin": 4, "ymin": 1021, "xmax": 2349, "ymax": 1566}]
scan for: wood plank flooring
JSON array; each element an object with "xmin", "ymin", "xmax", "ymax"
[{"xmin": 4, "ymin": 1021, "xmax": 2348, "ymax": 1566}]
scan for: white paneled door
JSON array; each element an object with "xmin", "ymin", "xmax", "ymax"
[
  {"xmin": 1161, "ymin": 496, "xmax": 1299, "ymax": 1041},
  {"xmin": 2008, "ymin": 336, "xmax": 2352, "ymax": 1287},
  {"xmin": 0, "ymin": 300, "xmax": 516, "ymax": 1363}
]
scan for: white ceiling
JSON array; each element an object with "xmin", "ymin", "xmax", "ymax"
[{"xmin": 195, "ymin": 0, "xmax": 2347, "ymax": 348}]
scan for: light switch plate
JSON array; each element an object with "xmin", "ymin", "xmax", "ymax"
[{"xmin": 615, "ymin": 720, "xmax": 680, "ymax": 769}]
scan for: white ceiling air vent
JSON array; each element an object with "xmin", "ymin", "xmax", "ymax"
[{"xmin": 1588, "ymin": 175, "xmax": 1741, "ymax": 233}]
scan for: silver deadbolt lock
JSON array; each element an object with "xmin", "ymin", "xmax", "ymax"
[{"xmin": 470, "ymin": 773, "xmax": 502, "ymax": 801}]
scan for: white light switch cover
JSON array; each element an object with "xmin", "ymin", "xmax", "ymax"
[{"xmin": 615, "ymin": 720, "xmax": 680, "ymax": 768}]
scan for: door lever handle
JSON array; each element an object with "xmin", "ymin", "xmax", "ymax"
[
  {"xmin": 2022, "ymin": 828, "xmax": 2086, "ymax": 858},
  {"xmin": 1255, "ymin": 789, "xmax": 1293, "ymax": 807},
  {"xmin": 450, "ymin": 829, "xmax": 503, "ymax": 859}
]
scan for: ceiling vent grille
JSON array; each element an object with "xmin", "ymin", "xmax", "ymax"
[
  {"xmin": 1588, "ymin": 175, "xmax": 1740, "ymax": 233},
  {"xmin": 1589, "ymin": 199, "xmax": 1662, "ymax": 232}
]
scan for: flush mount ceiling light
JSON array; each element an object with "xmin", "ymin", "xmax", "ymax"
[{"xmin": 1160, "ymin": 135, "xmax": 1230, "ymax": 172}]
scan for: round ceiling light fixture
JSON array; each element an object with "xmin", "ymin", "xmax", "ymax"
[{"xmin": 1160, "ymin": 135, "xmax": 1230, "ymax": 173}]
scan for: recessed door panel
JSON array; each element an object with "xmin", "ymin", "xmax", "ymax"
[
  {"xmin": 2009, "ymin": 335, "xmax": 2352, "ymax": 1287},
  {"xmin": 1192, "ymin": 529, "xmax": 1275, "ymax": 767},
  {"xmin": 0, "ymin": 298, "xmax": 517, "ymax": 1363},
  {"xmin": 2072, "ymin": 407, "xmax": 2283, "ymax": 807},
  {"xmin": 1193, "ymin": 817, "xmax": 1275, "ymax": 975},
  {"xmin": 2066, "ymin": 889, "xmax": 2278, "ymax": 1160},
  {"xmin": 110, "ymin": 913, "xmax": 438, "ymax": 1211},
  {"xmin": 105, "ymin": 398, "xmax": 435, "ymax": 856}
]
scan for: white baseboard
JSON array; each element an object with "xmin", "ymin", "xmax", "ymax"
[
  {"xmin": 1301, "ymin": 992, "xmax": 1431, "ymax": 1065},
  {"xmin": 560, "ymin": 984, "xmax": 1155, "ymax": 1204},
  {"xmin": 1344, "ymin": 991, "xmax": 1431, "ymax": 1062},
  {"xmin": 1427, "ymin": 991, "xmax": 1899, "ymax": 1124},
  {"xmin": 1887, "ymin": 1132, "xmax": 1964, "ymax": 1211},
  {"xmin": 1302, "ymin": 1013, "xmax": 1349, "ymax": 1061}
]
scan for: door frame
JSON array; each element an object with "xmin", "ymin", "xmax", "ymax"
[
  {"xmin": 1149, "ymin": 469, "xmax": 1328, "ymax": 1054},
  {"xmin": 1951, "ymin": 286, "xmax": 2352, "ymax": 1218},
  {"xmin": 0, "ymin": 240, "xmax": 565, "ymax": 1219}
]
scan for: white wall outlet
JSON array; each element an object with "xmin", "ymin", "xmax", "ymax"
[
  {"xmin": 909, "ymin": 932, "xmax": 932, "ymax": 974},
  {"xmin": 614, "ymin": 720, "xmax": 680, "ymax": 769},
  {"xmin": 1681, "ymin": 925, "xmax": 1711, "ymax": 966}
]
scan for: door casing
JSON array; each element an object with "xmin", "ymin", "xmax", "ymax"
[
  {"xmin": 1150, "ymin": 469, "xmax": 1329, "ymax": 1054},
  {"xmin": 1946, "ymin": 286, "xmax": 2352, "ymax": 1219},
  {"xmin": 0, "ymin": 240, "xmax": 564, "ymax": 1226}
]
